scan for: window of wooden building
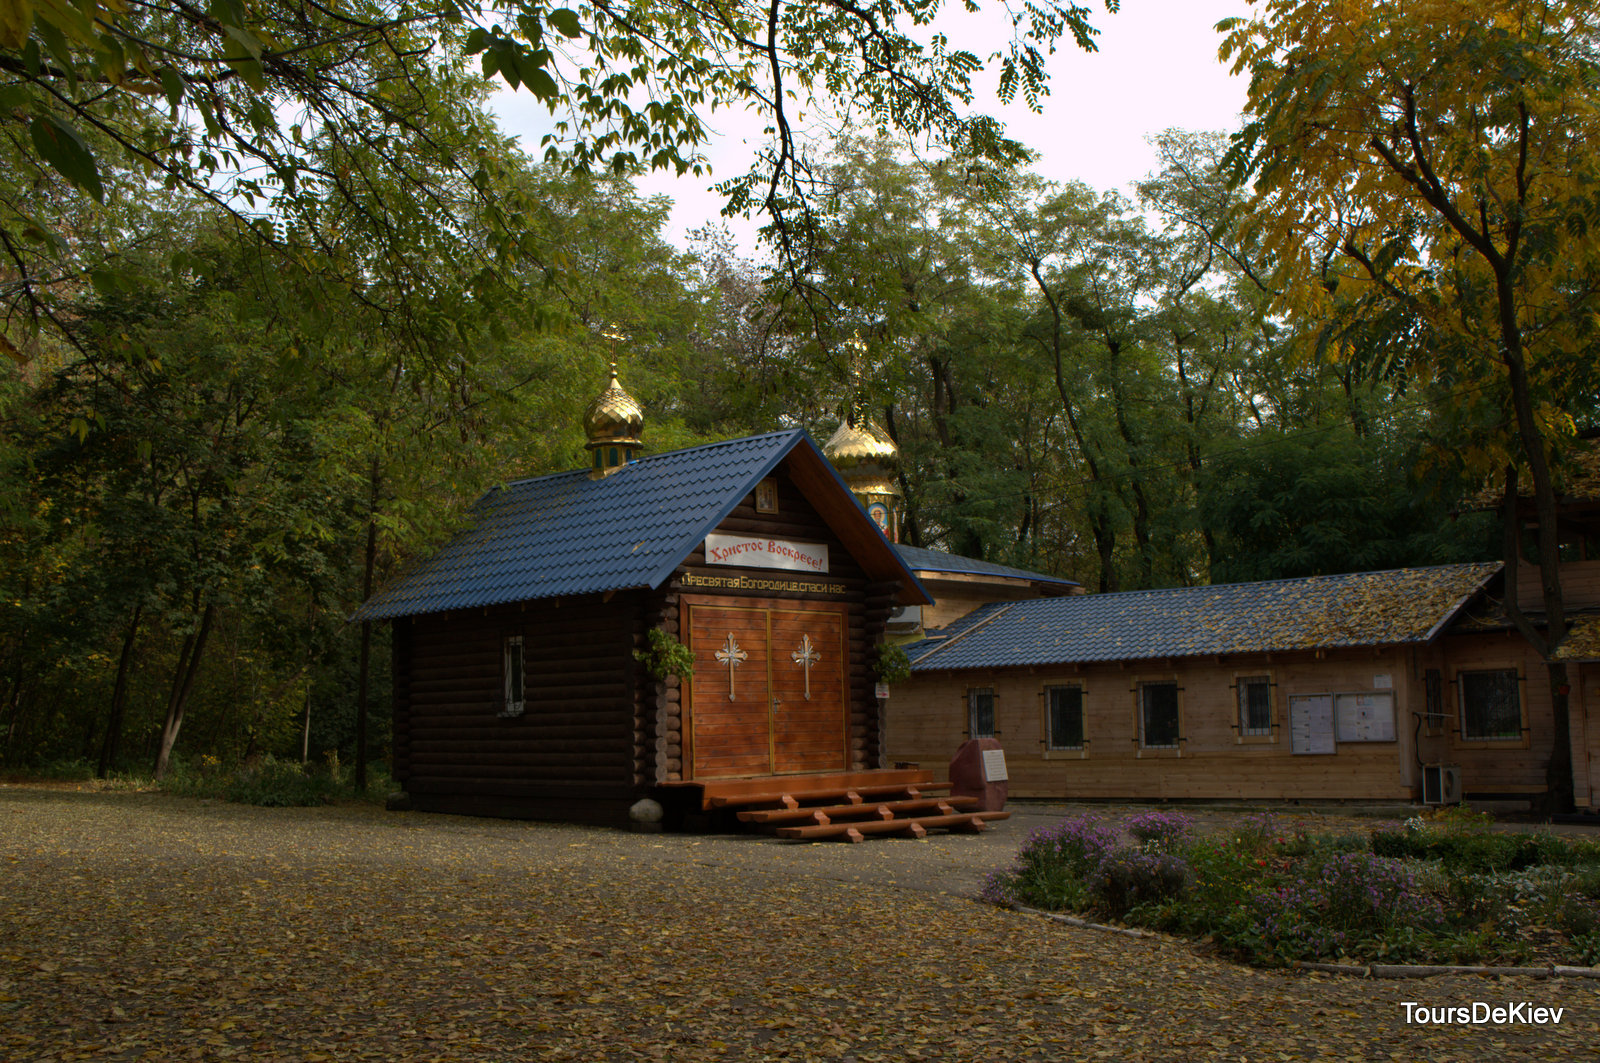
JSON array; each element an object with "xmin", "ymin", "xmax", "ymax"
[
  {"xmin": 501, "ymin": 634, "xmax": 525, "ymax": 718},
  {"xmin": 967, "ymin": 687, "xmax": 996, "ymax": 739},
  {"xmin": 1045, "ymin": 684, "xmax": 1085, "ymax": 751},
  {"xmin": 1236, "ymin": 674, "xmax": 1273, "ymax": 738},
  {"xmin": 1139, "ymin": 681, "xmax": 1180, "ymax": 749},
  {"xmin": 1458, "ymin": 668, "xmax": 1523, "ymax": 741}
]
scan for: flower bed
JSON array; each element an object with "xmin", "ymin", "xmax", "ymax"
[{"xmin": 981, "ymin": 806, "xmax": 1600, "ymax": 968}]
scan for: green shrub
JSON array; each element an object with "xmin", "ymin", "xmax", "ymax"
[
  {"xmin": 984, "ymin": 810, "xmax": 1600, "ymax": 968},
  {"xmin": 1005, "ymin": 815, "xmax": 1121, "ymax": 909},
  {"xmin": 1374, "ymin": 821, "xmax": 1581, "ymax": 874},
  {"xmin": 29, "ymin": 758, "xmax": 98, "ymax": 781},
  {"xmin": 1371, "ymin": 828, "xmax": 1424, "ymax": 860},
  {"xmin": 1573, "ymin": 930, "xmax": 1600, "ymax": 967},
  {"xmin": 1278, "ymin": 831, "xmax": 1366, "ymax": 860},
  {"xmin": 634, "ymin": 628, "xmax": 694, "ymax": 681},
  {"xmin": 872, "ymin": 642, "xmax": 913, "ymax": 685},
  {"xmin": 1090, "ymin": 851, "xmax": 1193, "ymax": 917},
  {"xmin": 161, "ymin": 753, "xmax": 388, "ymax": 807}
]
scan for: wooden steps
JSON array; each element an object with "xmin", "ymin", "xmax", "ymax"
[
  {"xmin": 711, "ymin": 781, "xmax": 950, "ymax": 810},
  {"xmin": 655, "ymin": 768, "xmax": 1010, "ymax": 842},
  {"xmin": 738, "ymin": 795, "xmax": 978, "ymax": 825},
  {"xmin": 777, "ymin": 810, "xmax": 1011, "ymax": 842}
]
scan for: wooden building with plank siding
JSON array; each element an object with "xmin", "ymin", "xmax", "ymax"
[
  {"xmin": 886, "ymin": 561, "xmax": 1600, "ymax": 808},
  {"xmin": 356, "ymin": 372, "xmax": 930, "ymax": 824}
]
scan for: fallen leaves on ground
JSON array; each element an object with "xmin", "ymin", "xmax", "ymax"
[{"xmin": 0, "ymin": 787, "xmax": 1593, "ymax": 1062}]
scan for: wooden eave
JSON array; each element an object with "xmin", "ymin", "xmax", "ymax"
[{"xmin": 777, "ymin": 441, "xmax": 932, "ymax": 607}]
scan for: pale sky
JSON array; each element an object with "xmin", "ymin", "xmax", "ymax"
[{"xmin": 488, "ymin": 0, "xmax": 1256, "ymax": 252}]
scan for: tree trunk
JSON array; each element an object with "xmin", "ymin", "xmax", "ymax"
[
  {"xmin": 97, "ymin": 606, "xmax": 143, "ymax": 778},
  {"xmin": 154, "ymin": 603, "xmax": 214, "ymax": 780},
  {"xmin": 1493, "ymin": 249, "xmax": 1571, "ymax": 810},
  {"xmin": 2, "ymin": 664, "xmax": 29, "ymax": 756},
  {"xmin": 1032, "ymin": 261, "xmax": 1118, "ymax": 591},
  {"xmin": 354, "ymin": 455, "xmax": 381, "ymax": 793},
  {"xmin": 1105, "ymin": 344, "xmax": 1153, "ymax": 587}
]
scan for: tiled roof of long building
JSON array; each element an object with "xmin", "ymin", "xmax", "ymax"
[{"xmin": 906, "ymin": 562, "xmax": 1502, "ymax": 672}]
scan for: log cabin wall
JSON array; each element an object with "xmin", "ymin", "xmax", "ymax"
[
  {"xmin": 1514, "ymin": 559, "xmax": 1600, "ymax": 612},
  {"xmin": 394, "ymin": 592, "xmax": 643, "ymax": 823},
  {"xmin": 640, "ymin": 586, "xmax": 683, "ymax": 785},
  {"xmin": 888, "ymin": 648, "xmax": 1426, "ymax": 801},
  {"xmin": 657, "ymin": 468, "xmax": 889, "ymax": 777}
]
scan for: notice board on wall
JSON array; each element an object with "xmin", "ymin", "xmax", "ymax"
[
  {"xmin": 1335, "ymin": 691, "xmax": 1397, "ymax": 742},
  {"xmin": 1289, "ymin": 694, "xmax": 1336, "ymax": 755}
]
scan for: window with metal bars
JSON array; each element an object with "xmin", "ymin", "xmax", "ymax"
[
  {"xmin": 1237, "ymin": 675, "xmax": 1272, "ymax": 736},
  {"xmin": 967, "ymin": 687, "xmax": 995, "ymax": 738},
  {"xmin": 1459, "ymin": 669, "xmax": 1521, "ymax": 740},
  {"xmin": 1140, "ymin": 681, "xmax": 1179, "ymax": 748},
  {"xmin": 501, "ymin": 635, "xmax": 525, "ymax": 717},
  {"xmin": 1046, "ymin": 685, "xmax": 1084, "ymax": 750}
]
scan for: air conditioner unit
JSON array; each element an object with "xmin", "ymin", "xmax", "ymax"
[
  {"xmin": 885, "ymin": 605, "xmax": 923, "ymax": 636},
  {"xmin": 1422, "ymin": 763, "xmax": 1462, "ymax": 806}
]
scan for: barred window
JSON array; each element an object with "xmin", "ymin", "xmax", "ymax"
[
  {"xmin": 967, "ymin": 688, "xmax": 995, "ymax": 739},
  {"xmin": 1238, "ymin": 676, "xmax": 1272, "ymax": 736},
  {"xmin": 502, "ymin": 635, "xmax": 525, "ymax": 717},
  {"xmin": 1140, "ymin": 682, "xmax": 1179, "ymax": 749},
  {"xmin": 1459, "ymin": 669, "xmax": 1520, "ymax": 740},
  {"xmin": 1046, "ymin": 685, "xmax": 1084, "ymax": 750}
]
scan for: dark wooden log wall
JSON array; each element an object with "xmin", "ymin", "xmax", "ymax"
[{"xmin": 393, "ymin": 593, "xmax": 643, "ymax": 823}]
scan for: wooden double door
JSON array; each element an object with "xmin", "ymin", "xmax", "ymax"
[{"xmin": 684, "ymin": 598, "xmax": 848, "ymax": 779}]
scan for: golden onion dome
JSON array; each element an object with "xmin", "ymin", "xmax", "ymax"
[
  {"xmin": 822, "ymin": 418, "xmax": 899, "ymax": 473},
  {"xmin": 583, "ymin": 362, "xmax": 644, "ymax": 449}
]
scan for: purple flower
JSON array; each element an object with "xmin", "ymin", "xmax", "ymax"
[{"xmin": 1125, "ymin": 811, "xmax": 1194, "ymax": 850}]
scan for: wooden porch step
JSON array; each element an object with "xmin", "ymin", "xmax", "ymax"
[
  {"xmin": 658, "ymin": 768, "xmax": 938, "ymax": 811},
  {"xmin": 738, "ymin": 796, "xmax": 979, "ymax": 825},
  {"xmin": 709, "ymin": 781, "xmax": 950, "ymax": 811},
  {"xmin": 776, "ymin": 810, "xmax": 1011, "ymax": 842}
]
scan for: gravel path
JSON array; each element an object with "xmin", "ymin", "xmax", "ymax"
[{"xmin": 1, "ymin": 786, "xmax": 1595, "ymax": 1061}]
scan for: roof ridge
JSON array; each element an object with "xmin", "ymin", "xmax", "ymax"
[
  {"xmin": 910, "ymin": 602, "xmax": 1015, "ymax": 666},
  {"xmin": 1071, "ymin": 560, "xmax": 1503, "ymax": 603},
  {"xmin": 491, "ymin": 428, "xmax": 807, "ymax": 489}
]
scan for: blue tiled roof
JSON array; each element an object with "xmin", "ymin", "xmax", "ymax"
[
  {"xmin": 906, "ymin": 562, "xmax": 1501, "ymax": 672},
  {"xmin": 356, "ymin": 430, "xmax": 810, "ymax": 620},
  {"xmin": 894, "ymin": 544, "xmax": 1079, "ymax": 588}
]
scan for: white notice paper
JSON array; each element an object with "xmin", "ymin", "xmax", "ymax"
[{"xmin": 981, "ymin": 748, "xmax": 1009, "ymax": 782}]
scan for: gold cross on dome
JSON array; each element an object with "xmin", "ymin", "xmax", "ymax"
[
  {"xmin": 714, "ymin": 634, "xmax": 747, "ymax": 701},
  {"xmin": 791, "ymin": 634, "xmax": 821, "ymax": 700}
]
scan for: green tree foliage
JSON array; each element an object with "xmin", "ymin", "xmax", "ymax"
[
  {"xmin": 1202, "ymin": 429, "xmax": 1497, "ymax": 584},
  {"xmin": 1221, "ymin": 0, "xmax": 1600, "ymax": 809},
  {"xmin": 0, "ymin": 0, "xmax": 1120, "ymax": 359},
  {"xmin": 0, "ymin": 160, "xmax": 712, "ymax": 773}
]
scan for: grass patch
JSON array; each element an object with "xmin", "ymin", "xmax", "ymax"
[
  {"xmin": 162, "ymin": 753, "xmax": 392, "ymax": 807},
  {"xmin": 983, "ymin": 807, "xmax": 1600, "ymax": 968},
  {"xmin": 3, "ymin": 753, "xmax": 391, "ymax": 807}
]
